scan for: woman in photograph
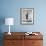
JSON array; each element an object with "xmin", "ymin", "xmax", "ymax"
[{"xmin": 25, "ymin": 12, "xmax": 28, "ymax": 21}]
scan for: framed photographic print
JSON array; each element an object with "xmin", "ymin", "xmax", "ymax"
[{"xmin": 20, "ymin": 8, "xmax": 34, "ymax": 24}]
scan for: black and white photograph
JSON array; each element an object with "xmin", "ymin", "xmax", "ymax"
[{"xmin": 20, "ymin": 8, "xmax": 34, "ymax": 24}]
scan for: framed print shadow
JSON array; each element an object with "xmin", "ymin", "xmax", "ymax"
[{"xmin": 20, "ymin": 8, "xmax": 34, "ymax": 25}]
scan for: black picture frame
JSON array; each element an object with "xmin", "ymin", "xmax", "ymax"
[{"xmin": 20, "ymin": 8, "xmax": 34, "ymax": 25}]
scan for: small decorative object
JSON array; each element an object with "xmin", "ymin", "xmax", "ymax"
[
  {"xmin": 25, "ymin": 32, "xmax": 38, "ymax": 35},
  {"xmin": 5, "ymin": 18, "xmax": 14, "ymax": 35},
  {"xmin": 27, "ymin": 32, "xmax": 32, "ymax": 34},
  {"xmin": 20, "ymin": 8, "xmax": 34, "ymax": 24}
]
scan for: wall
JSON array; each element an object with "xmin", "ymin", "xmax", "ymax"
[
  {"xmin": 0, "ymin": 0, "xmax": 46, "ymax": 32},
  {"xmin": 0, "ymin": 0, "xmax": 46, "ymax": 46}
]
